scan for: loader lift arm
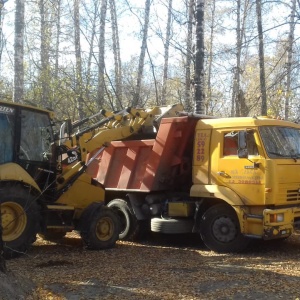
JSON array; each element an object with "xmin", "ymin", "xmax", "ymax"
[{"xmin": 56, "ymin": 104, "xmax": 184, "ymax": 190}]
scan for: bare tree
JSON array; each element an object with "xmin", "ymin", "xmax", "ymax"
[
  {"xmin": 39, "ymin": 0, "xmax": 51, "ymax": 108},
  {"xmin": 97, "ymin": 0, "xmax": 107, "ymax": 109},
  {"xmin": 74, "ymin": 0, "xmax": 84, "ymax": 119},
  {"xmin": 194, "ymin": 0, "xmax": 205, "ymax": 114},
  {"xmin": 255, "ymin": 0, "xmax": 267, "ymax": 115},
  {"xmin": 14, "ymin": 0, "xmax": 25, "ymax": 103},
  {"xmin": 161, "ymin": 0, "xmax": 173, "ymax": 105},
  {"xmin": 185, "ymin": 0, "xmax": 194, "ymax": 112},
  {"xmin": 206, "ymin": 0, "xmax": 216, "ymax": 115},
  {"xmin": 132, "ymin": 0, "xmax": 151, "ymax": 107},
  {"xmin": 231, "ymin": 0, "xmax": 249, "ymax": 117},
  {"xmin": 109, "ymin": 0, "xmax": 123, "ymax": 109},
  {"xmin": 83, "ymin": 0, "xmax": 99, "ymax": 104},
  {"xmin": 54, "ymin": 0, "xmax": 61, "ymax": 79},
  {"xmin": 285, "ymin": 0, "xmax": 296, "ymax": 120}
]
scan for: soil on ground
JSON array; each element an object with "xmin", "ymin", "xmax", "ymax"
[{"xmin": 1, "ymin": 232, "xmax": 300, "ymax": 300}]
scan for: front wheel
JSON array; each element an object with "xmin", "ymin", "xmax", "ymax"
[
  {"xmin": 0, "ymin": 185, "xmax": 40, "ymax": 258},
  {"xmin": 80, "ymin": 207, "xmax": 119, "ymax": 250},
  {"xmin": 200, "ymin": 203, "xmax": 249, "ymax": 253}
]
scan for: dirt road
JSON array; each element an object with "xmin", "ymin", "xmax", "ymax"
[{"xmin": 3, "ymin": 233, "xmax": 300, "ymax": 299}]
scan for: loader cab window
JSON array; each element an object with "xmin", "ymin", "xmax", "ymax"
[
  {"xmin": 0, "ymin": 108, "xmax": 15, "ymax": 164},
  {"xmin": 223, "ymin": 131, "xmax": 258, "ymax": 157},
  {"xmin": 19, "ymin": 109, "xmax": 53, "ymax": 162}
]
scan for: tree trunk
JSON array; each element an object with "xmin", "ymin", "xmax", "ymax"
[
  {"xmin": 231, "ymin": 0, "xmax": 241, "ymax": 117},
  {"xmin": 206, "ymin": 0, "xmax": 215, "ymax": 115},
  {"xmin": 161, "ymin": 0, "xmax": 173, "ymax": 106},
  {"xmin": 194, "ymin": 0, "xmax": 205, "ymax": 114},
  {"xmin": 85, "ymin": 0, "xmax": 98, "ymax": 104},
  {"xmin": 74, "ymin": 0, "xmax": 84, "ymax": 119},
  {"xmin": 256, "ymin": 0, "xmax": 267, "ymax": 115},
  {"xmin": 109, "ymin": 0, "xmax": 123, "ymax": 110},
  {"xmin": 285, "ymin": 0, "xmax": 296, "ymax": 120},
  {"xmin": 185, "ymin": 0, "xmax": 194, "ymax": 112},
  {"xmin": 14, "ymin": 0, "xmax": 25, "ymax": 103},
  {"xmin": 132, "ymin": 0, "xmax": 151, "ymax": 107},
  {"xmin": 39, "ymin": 0, "xmax": 51, "ymax": 108},
  {"xmin": 97, "ymin": 0, "xmax": 108, "ymax": 109},
  {"xmin": 54, "ymin": 0, "xmax": 61, "ymax": 80}
]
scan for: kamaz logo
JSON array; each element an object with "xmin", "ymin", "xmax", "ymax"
[{"xmin": 0, "ymin": 106, "xmax": 14, "ymax": 114}]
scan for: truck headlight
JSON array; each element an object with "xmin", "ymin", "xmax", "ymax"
[{"xmin": 270, "ymin": 213, "xmax": 284, "ymax": 223}]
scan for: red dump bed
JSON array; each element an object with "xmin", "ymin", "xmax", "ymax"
[{"xmin": 87, "ymin": 116, "xmax": 197, "ymax": 191}]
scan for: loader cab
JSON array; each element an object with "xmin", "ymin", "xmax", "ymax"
[{"xmin": 0, "ymin": 102, "xmax": 56, "ymax": 192}]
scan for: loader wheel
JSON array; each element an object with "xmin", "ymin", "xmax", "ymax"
[
  {"xmin": 0, "ymin": 185, "xmax": 40, "ymax": 259},
  {"xmin": 107, "ymin": 199, "xmax": 149, "ymax": 241},
  {"xmin": 80, "ymin": 207, "xmax": 119, "ymax": 250},
  {"xmin": 200, "ymin": 203, "xmax": 250, "ymax": 253}
]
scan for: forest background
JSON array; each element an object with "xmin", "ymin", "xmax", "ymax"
[{"xmin": 0, "ymin": 0, "xmax": 299, "ymax": 122}]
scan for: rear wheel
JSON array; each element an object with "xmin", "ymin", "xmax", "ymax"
[
  {"xmin": 80, "ymin": 207, "xmax": 119, "ymax": 250},
  {"xmin": 200, "ymin": 203, "xmax": 249, "ymax": 253},
  {"xmin": 0, "ymin": 185, "xmax": 40, "ymax": 258}
]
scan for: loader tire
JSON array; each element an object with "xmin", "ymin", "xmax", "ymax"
[
  {"xmin": 0, "ymin": 185, "xmax": 40, "ymax": 259},
  {"xmin": 80, "ymin": 207, "xmax": 119, "ymax": 250},
  {"xmin": 107, "ymin": 199, "xmax": 149, "ymax": 241},
  {"xmin": 200, "ymin": 203, "xmax": 250, "ymax": 253}
]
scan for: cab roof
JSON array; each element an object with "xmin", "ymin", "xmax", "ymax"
[{"xmin": 197, "ymin": 116, "xmax": 300, "ymax": 130}]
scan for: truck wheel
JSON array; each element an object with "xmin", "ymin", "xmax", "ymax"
[
  {"xmin": 151, "ymin": 218, "xmax": 194, "ymax": 234},
  {"xmin": 200, "ymin": 203, "xmax": 249, "ymax": 253},
  {"xmin": 0, "ymin": 185, "xmax": 40, "ymax": 259},
  {"xmin": 107, "ymin": 199, "xmax": 141, "ymax": 240},
  {"xmin": 80, "ymin": 207, "xmax": 119, "ymax": 250}
]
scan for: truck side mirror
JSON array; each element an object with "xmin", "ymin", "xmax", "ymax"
[{"xmin": 238, "ymin": 131, "xmax": 248, "ymax": 158}]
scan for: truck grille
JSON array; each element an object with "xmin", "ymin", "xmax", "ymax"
[{"xmin": 287, "ymin": 189, "xmax": 300, "ymax": 201}]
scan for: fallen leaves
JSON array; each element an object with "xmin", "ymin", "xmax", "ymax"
[{"xmin": 2, "ymin": 233, "xmax": 300, "ymax": 299}]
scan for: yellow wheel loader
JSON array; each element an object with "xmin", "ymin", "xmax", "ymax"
[{"xmin": 0, "ymin": 100, "xmax": 183, "ymax": 258}]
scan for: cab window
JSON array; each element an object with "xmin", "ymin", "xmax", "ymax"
[
  {"xmin": 0, "ymin": 109, "xmax": 15, "ymax": 163},
  {"xmin": 223, "ymin": 131, "xmax": 258, "ymax": 157},
  {"xmin": 19, "ymin": 109, "xmax": 53, "ymax": 161}
]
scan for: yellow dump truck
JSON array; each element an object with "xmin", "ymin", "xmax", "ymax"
[{"xmin": 87, "ymin": 112, "xmax": 300, "ymax": 253}]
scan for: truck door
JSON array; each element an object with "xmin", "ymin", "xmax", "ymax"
[{"xmin": 215, "ymin": 129, "xmax": 266, "ymax": 205}]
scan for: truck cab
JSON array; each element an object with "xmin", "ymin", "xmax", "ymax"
[{"xmin": 192, "ymin": 116, "xmax": 300, "ymax": 251}]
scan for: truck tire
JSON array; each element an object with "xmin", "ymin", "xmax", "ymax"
[
  {"xmin": 107, "ymin": 198, "xmax": 144, "ymax": 241},
  {"xmin": 200, "ymin": 203, "xmax": 250, "ymax": 253},
  {"xmin": 0, "ymin": 185, "xmax": 40, "ymax": 259},
  {"xmin": 80, "ymin": 207, "xmax": 119, "ymax": 250},
  {"xmin": 151, "ymin": 218, "xmax": 194, "ymax": 234}
]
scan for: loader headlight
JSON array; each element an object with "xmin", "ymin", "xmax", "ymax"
[{"xmin": 270, "ymin": 213, "xmax": 284, "ymax": 223}]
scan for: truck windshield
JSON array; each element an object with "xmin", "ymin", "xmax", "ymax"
[{"xmin": 260, "ymin": 126, "xmax": 300, "ymax": 159}]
